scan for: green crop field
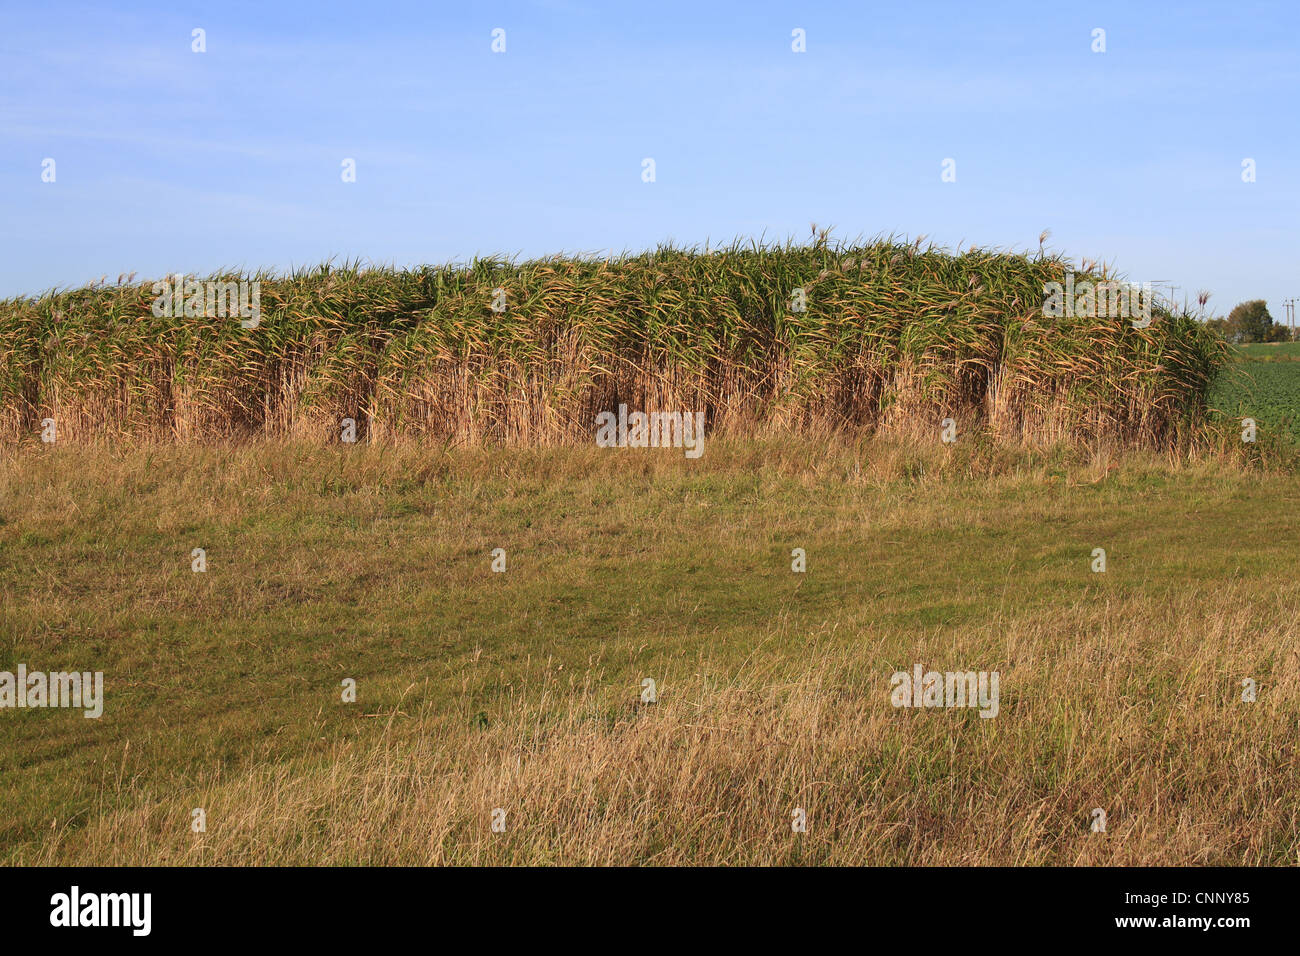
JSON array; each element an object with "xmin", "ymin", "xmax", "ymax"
[{"xmin": 1208, "ymin": 344, "xmax": 1300, "ymax": 440}]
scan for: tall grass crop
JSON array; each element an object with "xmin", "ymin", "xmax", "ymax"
[{"xmin": 0, "ymin": 239, "xmax": 1227, "ymax": 448}]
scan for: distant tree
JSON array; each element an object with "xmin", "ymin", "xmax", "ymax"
[
  {"xmin": 1225, "ymin": 299, "xmax": 1276, "ymax": 343},
  {"xmin": 1204, "ymin": 316, "xmax": 1230, "ymax": 339},
  {"xmin": 1265, "ymin": 321, "xmax": 1293, "ymax": 343}
]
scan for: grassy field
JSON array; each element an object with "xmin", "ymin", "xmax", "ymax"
[
  {"xmin": 2, "ymin": 439, "xmax": 1297, "ymax": 865},
  {"xmin": 1236, "ymin": 342, "xmax": 1300, "ymax": 360}
]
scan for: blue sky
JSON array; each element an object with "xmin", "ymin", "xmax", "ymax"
[{"xmin": 2, "ymin": 0, "xmax": 1297, "ymax": 318}]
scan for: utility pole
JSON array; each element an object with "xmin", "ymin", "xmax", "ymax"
[{"xmin": 1149, "ymin": 280, "xmax": 1172, "ymax": 314}]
